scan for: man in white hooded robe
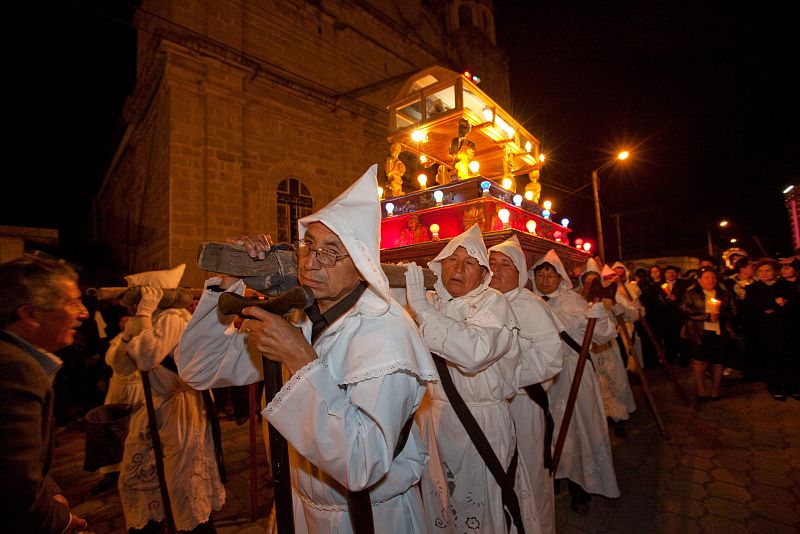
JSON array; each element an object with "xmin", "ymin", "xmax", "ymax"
[
  {"xmin": 405, "ymin": 225, "xmax": 539, "ymax": 534},
  {"xmin": 177, "ymin": 165, "xmax": 437, "ymax": 533},
  {"xmin": 528, "ymin": 250, "xmax": 620, "ymax": 515},
  {"xmin": 487, "ymin": 236, "xmax": 563, "ymax": 534}
]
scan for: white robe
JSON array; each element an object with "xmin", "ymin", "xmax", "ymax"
[
  {"xmin": 177, "ymin": 279, "xmax": 436, "ymax": 533},
  {"xmin": 540, "ymin": 289, "xmax": 621, "ymax": 498},
  {"xmin": 590, "ymin": 300, "xmax": 637, "ymax": 422},
  {"xmin": 413, "ymin": 284, "xmax": 541, "ymax": 534},
  {"xmin": 504, "ymin": 287, "xmax": 563, "ymax": 534},
  {"xmin": 109, "ymin": 308, "xmax": 226, "ymax": 531}
]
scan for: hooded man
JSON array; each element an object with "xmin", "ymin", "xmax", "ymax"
[
  {"xmin": 110, "ymin": 263, "xmax": 226, "ymax": 533},
  {"xmin": 609, "ymin": 261, "xmax": 646, "ymax": 371},
  {"xmin": 528, "ymin": 250, "xmax": 620, "ymax": 515},
  {"xmin": 178, "ymin": 165, "xmax": 436, "ymax": 532},
  {"xmin": 488, "ymin": 235, "xmax": 563, "ymax": 534},
  {"xmin": 405, "ymin": 225, "xmax": 539, "ymax": 534},
  {"xmin": 581, "ymin": 264, "xmax": 636, "ymax": 438}
]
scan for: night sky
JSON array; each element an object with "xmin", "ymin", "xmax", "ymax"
[{"xmin": 8, "ymin": 1, "xmax": 798, "ymax": 263}]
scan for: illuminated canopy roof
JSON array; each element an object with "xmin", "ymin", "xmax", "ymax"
[{"xmin": 387, "ymin": 66, "xmax": 543, "ymax": 182}]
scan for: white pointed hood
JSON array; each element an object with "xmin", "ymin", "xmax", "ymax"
[
  {"xmin": 584, "ymin": 257, "xmax": 601, "ymax": 275},
  {"xmin": 125, "ymin": 263, "xmax": 186, "ymax": 289},
  {"xmin": 299, "ymin": 164, "xmax": 390, "ymax": 311},
  {"xmin": 428, "ymin": 223, "xmax": 491, "ymax": 299},
  {"xmin": 528, "ymin": 249, "xmax": 572, "ymax": 295},
  {"xmin": 611, "ymin": 261, "xmax": 630, "ymax": 279},
  {"xmin": 488, "ymin": 234, "xmax": 528, "ymax": 289},
  {"xmin": 601, "ymin": 264, "xmax": 616, "ymax": 278}
]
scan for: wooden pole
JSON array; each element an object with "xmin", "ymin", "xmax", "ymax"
[
  {"xmin": 616, "ymin": 315, "xmax": 670, "ymax": 439},
  {"xmin": 140, "ymin": 370, "xmax": 177, "ymax": 534},
  {"xmin": 638, "ymin": 314, "xmax": 690, "ymax": 406},
  {"xmin": 248, "ymin": 382, "xmax": 259, "ymax": 523},
  {"xmin": 551, "ymin": 312, "xmax": 598, "ymax": 474},
  {"xmin": 263, "ymin": 359, "xmax": 294, "ymax": 534}
]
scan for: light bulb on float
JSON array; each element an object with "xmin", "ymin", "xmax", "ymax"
[
  {"xmin": 430, "ymin": 223, "xmax": 440, "ymax": 240},
  {"xmin": 378, "ymin": 186, "xmax": 384, "ymax": 199},
  {"xmin": 469, "ymin": 160, "xmax": 480, "ymax": 175},
  {"xmin": 480, "ymin": 180, "xmax": 491, "ymax": 197},
  {"xmin": 541, "ymin": 209, "xmax": 551, "ymax": 219},
  {"xmin": 411, "ymin": 130, "xmax": 427, "ymax": 142},
  {"xmin": 582, "ymin": 242, "xmax": 592, "ymax": 252},
  {"xmin": 417, "ymin": 174, "xmax": 428, "ymax": 189},
  {"xmin": 498, "ymin": 208, "xmax": 510, "ymax": 229},
  {"xmin": 561, "ymin": 218, "xmax": 570, "ymax": 227},
  {"xmin": 385, "ymin": 202, "xmax": 394, "ymax": 217},
  {"xmin": 502, "ymin": 177, "xmax": 513, "ymax": 190},
  {"xmin": 526, "ymin": 220, "xmax": 537, "ymax": 234},
  {"xmin": 513, "ymin": 194, "xmax": 523, "ymax": 207},
  {"xmin": 543, "ymin": 200, "xmax": 552, "ymax": 211},
  {"xmin": 433, "ymin": 189, "xmax": 444, "ymax": 206},
  {"xmin": 575, "ymin": 238, "xmax": 584, "ymax": 249},
  {"xmin": 524, "ymin": 191, "xmax": 534, "ymax": 201}
]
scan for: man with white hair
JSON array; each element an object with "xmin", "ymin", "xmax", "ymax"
[
  {"xmin": 405, "ymin": 225, "xmax": 539, "ymax": 533},
  {"xmin": 529, "ymin": 250, "xmax": 620, "ymax": 515},
  {"xmin": 178, "ymin": 165, "xmax": 436, "ymax": 532},
  {"xmin": 111, "ymin": 263, "xmax": 226, "ymax": 533},
  {"xmin": 488, "ymin": 236, "xmax": 563, "ymax": 534}
]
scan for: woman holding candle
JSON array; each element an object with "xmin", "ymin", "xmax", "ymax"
[{"xmin": 679, "ymin": 267, "xmax": 738, "ymax": 401}]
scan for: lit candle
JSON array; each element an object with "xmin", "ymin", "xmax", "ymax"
[
  {"xmin": 660, "ymin": 282, "xmax": 671, "ymax": 295},
  {"xmin": 708, "ymin": 297, "xmax": 721, "ymax": 315}
]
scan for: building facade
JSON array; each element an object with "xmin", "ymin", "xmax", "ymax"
[{"xmin": 93, "ymin": 0, "xmax": 509, "ymax": 287}]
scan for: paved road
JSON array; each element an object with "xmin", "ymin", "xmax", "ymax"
[{"xmin": 53, "ymin": 368, "xmax": 799, "ymax": 533}]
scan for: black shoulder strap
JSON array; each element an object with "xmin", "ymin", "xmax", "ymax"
[
  {"xmin": 432, "ymin": 354, "xmax": 526, "ymax": 533},
  {"xmin": 560, "ymin": 330, "xmax": 593, "ymax": 365},
  {"xmin": 347, "ymin": 414, "xmax": 415, "ymax": 534},
  {"xmin": 522, "ymin": 383, "xmax": 554, "ymax": 472}
]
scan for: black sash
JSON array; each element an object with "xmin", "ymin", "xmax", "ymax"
[
  {"xmin": 307, "ymin": 282, "xmax": 413, "ymax": 534},
  {"xmin": 160, "ymin": 355, "xmax": 227, "ymax": 483},
  {"xmin": 521, "ymin": 383, "xmax": 554, "ymax": 472},
  {"xmin": 560, "ymin": 331, "xmax": 593, "ymax": 365},
  {"xmin": 432, "ymin": 354, "xmax": 525, "ymax": 534}
]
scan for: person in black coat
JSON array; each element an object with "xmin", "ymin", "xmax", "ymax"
[
  {"xmin": 661, "ymin": 265, "xmax": 690, "ymax": 365},
  {"xmin": 0, "ymin": 257, "xmax": 90, "ymax": 533},
  {"xmin": 742, "ymin": 258, "xmax": 799, "ymax": 400}
]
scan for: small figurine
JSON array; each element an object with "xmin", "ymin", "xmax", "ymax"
[
  {"xmin": 436, "ymin": 164, "xmax": 450, "ymax": 185},
  {"xmin": 525, "ymin": 170, "xmax": 541, "ymax": 204},
  {"xmin": 385, "ymin": 142, "xmax": 406, "ymax": 197},
  {"xmin": 454, "ymin": 140, "xmax": 477, "ymax": 180},
  {"xmin": 398, "ymin": 214, "xmax": 431, "ymax": 246}
]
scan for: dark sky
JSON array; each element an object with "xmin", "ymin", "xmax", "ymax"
[
  {"xmin": 494, "ymin": 1, "xmax": 798, "ymax": 260},
  {"xmin": 8, "ymin": 1, "xmax": 798, "ymax": 262}
]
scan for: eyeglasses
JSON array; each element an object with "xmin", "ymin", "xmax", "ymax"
[{"xmin": 295, "ymin": 239, "xmax": 350, "ymax": 268}]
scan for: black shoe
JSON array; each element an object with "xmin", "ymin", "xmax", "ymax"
[
  {"xmin": 612, "ymin": 420, "xmax": 627, "ymax": 438},
  {"xmin": 90, "ymin": 472, "xmax": 119, "ymax": 495},
  {"xmin": 771, "ymin": 394, "xmax": 786, "ymax": 402}
]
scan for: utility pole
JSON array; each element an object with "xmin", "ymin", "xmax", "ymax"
[
  {"xmin": 612, "ymin": 213, "xmax": 622, "ymax": 261},
  {"xmin": 592, "ymin": 170, "xmax": 604, "ymax": 262}
]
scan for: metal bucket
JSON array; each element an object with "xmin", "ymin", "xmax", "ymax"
[{"xmin": 83, "ymin": 403, "xmax": 133, "ymax": 471}]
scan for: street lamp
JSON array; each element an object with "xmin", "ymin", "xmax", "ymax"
[
  {"xmin": 706, "ymin": 220, "xmax": 729, "ymax": 256},
  {"xmin": 592, "ymin": 150, "xmax": 630, "ymax": 262}
]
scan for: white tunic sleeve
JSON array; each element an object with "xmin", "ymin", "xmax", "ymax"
[
  {"xmin": 105, "ymin": 333, "xmax": 137, "ymax": 377},
  {"xmin": 415, "ymin": 291, "xmax": 517, "ymax": 374},
  {"xmin": 126, "ymin": 309, "xmax": 188, "ymax": 371},
  {"xmin": 266, "ymin": 360, "xmax": 420, "ymax": 490},
  {"xmin": 513, "ymin": 293, "xmax": 563, "ymax": 386},
  {"xmin": 176, "ymin": 279, "xmax": 264, "ymax": 389}
]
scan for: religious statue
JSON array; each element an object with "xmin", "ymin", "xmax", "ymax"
[
  {"xmin": 385, "ymin": 142, "xmax": 406, "ymax": 197},
  {"xmin": 398, "ymin": 214, "xmax": 431, "ymax": 246},
  {"xmin": 525, "ymin": 170, "xmax": 541, "ymax": 204},
  {"xmin": 453, "ymin": 139, "xmax": 477, "ymax": 180},
  {"xmin": 436, "ymin": 164, "xmax": 451, "ymax": 185}
]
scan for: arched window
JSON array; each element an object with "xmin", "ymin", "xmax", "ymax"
[{"xmin": 276, "ymin": 178, "xmax": 313, "ymax": 244}]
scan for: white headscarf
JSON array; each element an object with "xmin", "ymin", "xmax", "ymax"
[
  {"xmin": 528, "ymin": 249, "xmax": 573, "ymax": 295},
  {"xmin": 488, "ymin": 234, "xmax": 528, "ymax": 290},
  {"xmin": 428, "ymin": 223, "xmax": 491, "ymax": 299},
  {"xmin": 601, "ymin": 264, "xmax": 616, "ymax": 279},
  {"xmin": 125, "ymin": 264, "xmax": 186, "ymax": 288},
  {"xmin": 584, "ymin": 257, "xmax": 601, "ymax": 275},
  {"xmin": 298, "ymin": 165, "xmax": 390, "ymax": 312}
]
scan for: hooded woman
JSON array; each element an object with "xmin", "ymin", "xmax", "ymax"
[
  {"xmin": 178, "ymin": 165, "xmax": 437, "ymax": 532},
  {"xmin": 529, "ymin": 250, "xmax": 620, "ymax": 515},
  {"xmin": 405, "ymin": 225, "xmax": 539, "ymax": 533},
  {"xmin": 488, "ymin": 236, "xmax": 563, "ymax": 534}
]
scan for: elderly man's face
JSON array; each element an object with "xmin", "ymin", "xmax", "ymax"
[
  {"xmin": 440, "ymin": 246, "xmax": 486, "ymax": 297},
  {"xmin": 488, "ymin": 251, "xmax": 519, "ymax": 294},
  {"xmin": 298, "ymin": 222, "xmax": 363, "ymax": 312},
  {"xmin": 33, "ymin": 277, "xmax": 89, "ymax": 353},
  {"xmin": 534, "ymin": 264, "xmax": 561, "ymax": 295}
]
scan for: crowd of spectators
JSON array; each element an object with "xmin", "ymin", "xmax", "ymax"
[{"xmin": 634, "ymin": 250, "xmax": 799, "ymax": 401}]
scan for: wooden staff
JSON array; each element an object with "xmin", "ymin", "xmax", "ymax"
[
  {"xmin": 551, "ymin": 302, "xmax": 599, "ymax": 474},
  {"xmin": 615, "ymin": 314, "xmax": 670, "ymax": 439},
  {"xmin": 619, "ymin": 284, "xmax": 689, "ymax": 406},
  {"xmin": 248, "ymin": 383, "xmax": 259, "ymax": 523},
  {"xmin": 140, "ymin": 369, "xmax": 177, "ymax": 534}
]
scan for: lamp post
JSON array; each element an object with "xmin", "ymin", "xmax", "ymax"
[
  {"xmin": 706, "ymin": 219, "xmax": 729, "ymax": 256},
  {"xmin": 591, "ymin": 150, "xmax": 629, "ymax": 262}
]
